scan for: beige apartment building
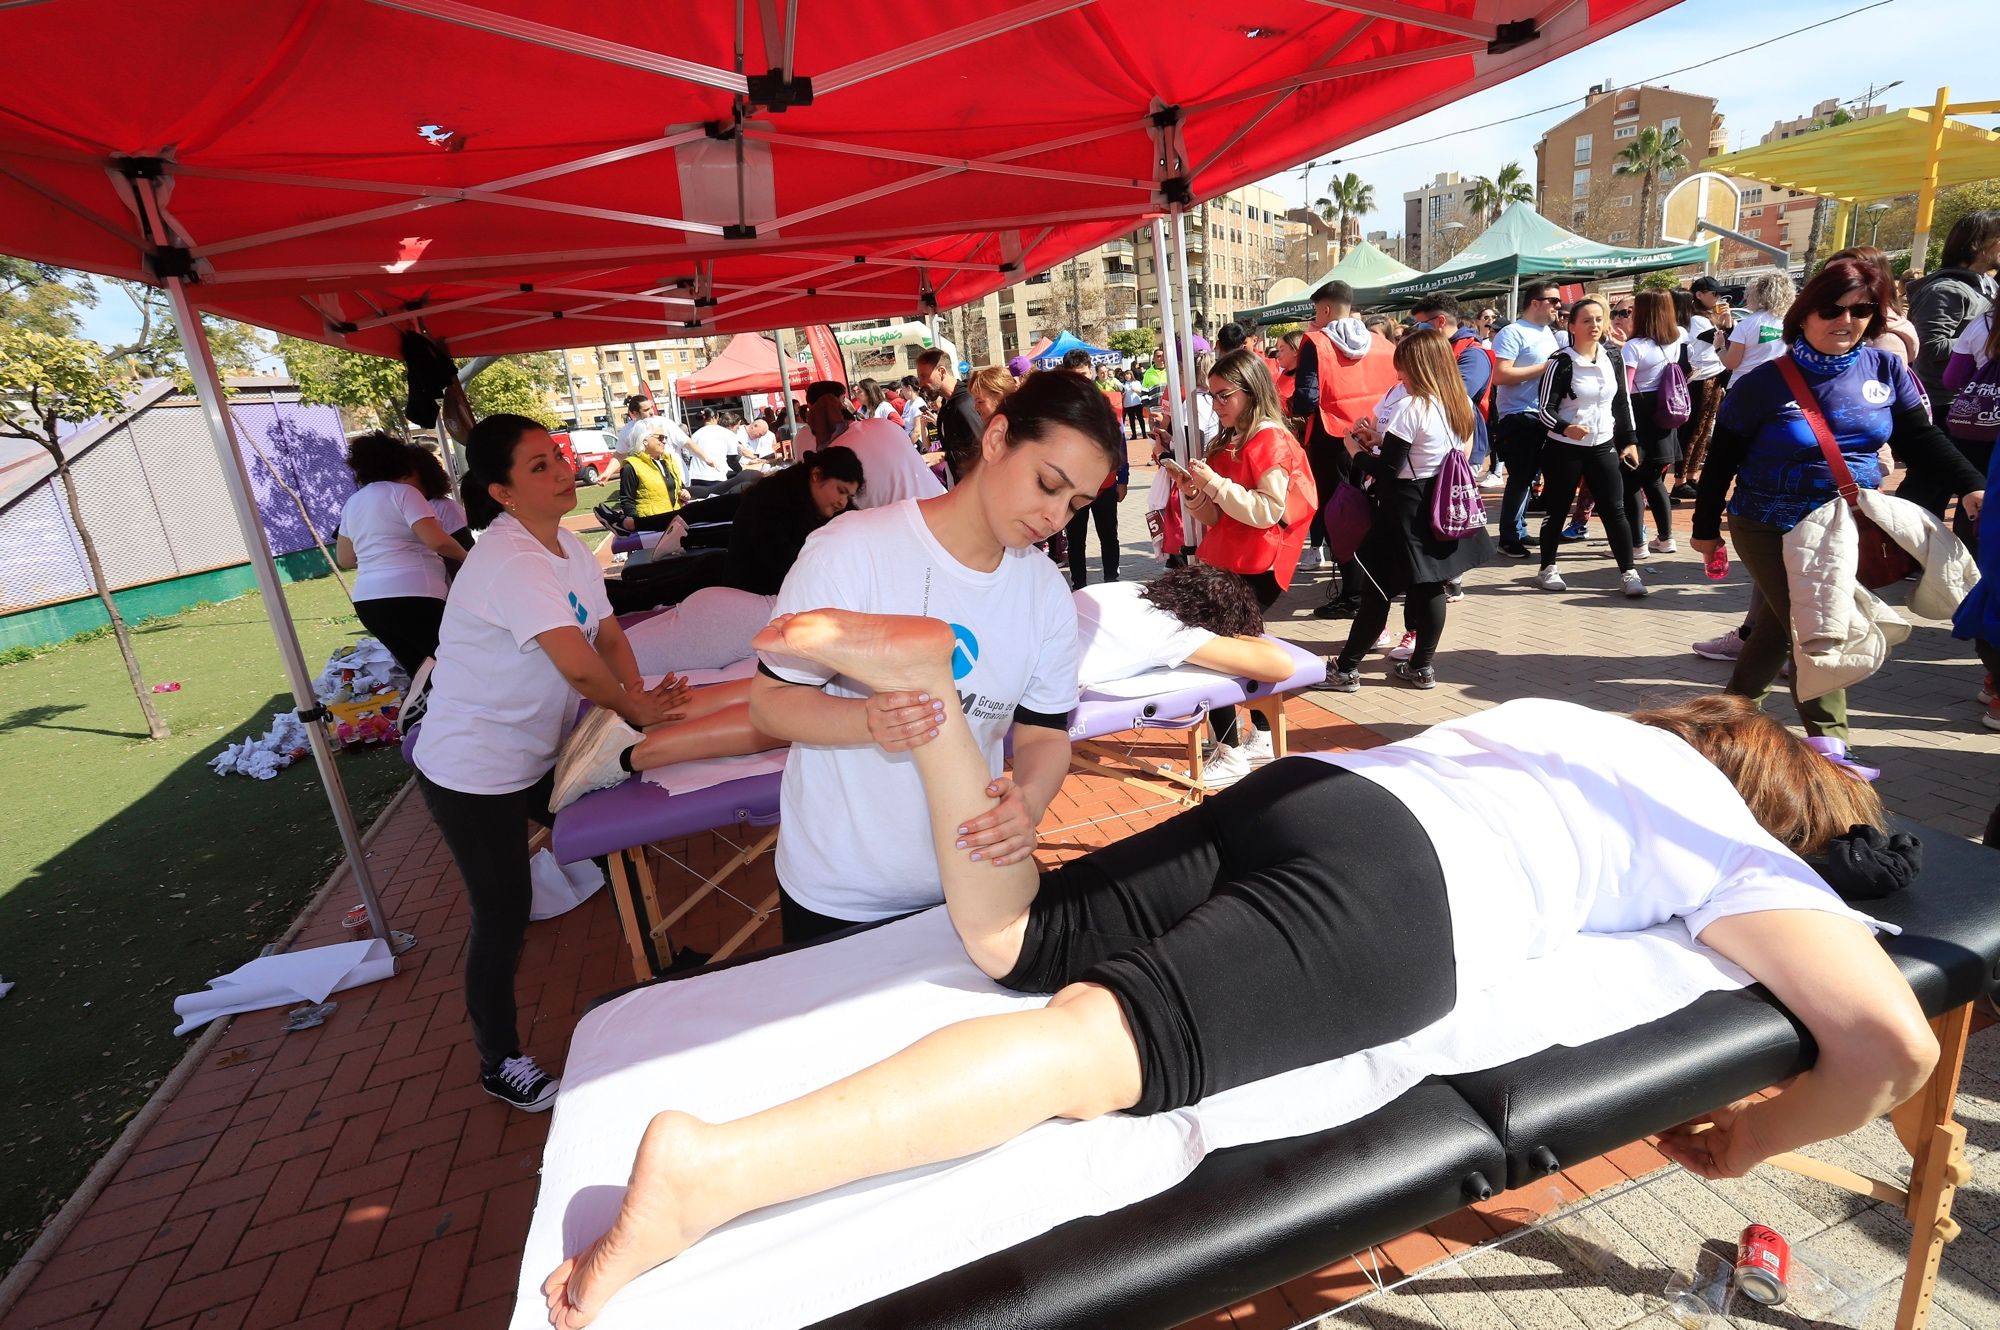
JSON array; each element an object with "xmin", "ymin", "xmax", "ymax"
[
  {"xmin": 555, "ymin": 338, "xmax": 706, "ymax": 426},
  {"xmin": 1533, "ymin": 84, "xmax": 1728, "ymax": 245},
  {"xmin": 1402, "ymin": 171, "xmax": 1474, "ymax": 268}
]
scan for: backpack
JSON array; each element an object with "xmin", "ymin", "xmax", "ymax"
[
  {"xmin": 1945, "ymin": 354, "xmax": 2000, "ymax": 445},
  {"xmin": 1429, "ymin": 444, "xmax": 1485, "ymax": 540},
  {"xmin": 1653, "ymin": 342, "xmax": 1692, "ymax": 430}
]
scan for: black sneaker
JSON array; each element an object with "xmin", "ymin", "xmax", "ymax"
[
  {"xmin": 1323, "ymin": 665, "xmax": 1361, "ymax": 692},
  {"xmin": 1671, "ymin": 482, "xmax": 1698, "ymax": 500},
  {"xmin": 1394, "ymin": 661, "xmax": 1437, "ymax": 690},
  {"xmin": 482, "ymin": 1054, "xmax": 559, "ymax": 1112},
  {"xmin": 1497, "ymin": 540, "xmax": 1531, "ymax": 559},
  {"xmin": 1312, "ymin": 598, "xmax": 1361, "ymax": 620}
]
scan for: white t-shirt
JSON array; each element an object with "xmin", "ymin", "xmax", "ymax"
[
  {"xmin": 431, "ymin": 496, "xmax": 468, "ymax": 535},
  {"xmin": 838, "ymin": 418, "xmax": 946, "ymax": 509},
  {"xmin": 1621, "ymin": 335, "xmax": 1686, "ymax": 394},
  {"xmin": 1306, "ymin": 699, "xmax": 1884, "ymax": 995},
  {"xmin": 760, "ymin": 500, "xmax": 1080, "ymax": 920},
  {"xmin": 1687, "ymin": 315, "xmax": 1727, "ymax": 381},
  {"xmin": 411, "ymin": 515, "xmax": 612, "ymax": 795},
  {"xmin": 1952, "ymin": 313, "xmax": 1994, "ymax": 371},
  {"xmin": 1542, "ymin": 346, "xmax": 1624, "ymax": 446},
  {"xmin": 339, "ymin": 481, "xmax": 449, "ymax": 602},
  {"xmin": 871, "ymin": 400, "xmax": 899, "ymax": 421},
  {"xmin": 684, "ymin": 425, "xmax": 736, "ymax": 481},
  {"xmin": 1371, "ymin": 384, "xmax": 1464, "ymax": 481},
  {"xmin": 1073, "ymin": 581, "xmax": 1214, "ymax": 688},
  {"xmin": 1730, "ymin": 312, "xmax": 1787, "ymax": 376},
  {"xmin": 901, "ymin": 397, "xmax": 925, "ymax": 438}
]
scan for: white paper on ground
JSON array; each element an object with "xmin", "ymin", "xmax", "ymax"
[
  {"xmin": 530, "ymin": 849, "xmax": 607, "ymax": 920},
  {"xmin": 638, "ymin": 746, "xmax": 788, "ymax": 799},
  {"xmin": 511, "ymin": 909, "xmax": 1757, "ymax": 1330},
  {"xmin": 171, "ymin": 939, "xmax": 397, "ymax": 1036},
  {"xmin": 0, "ymin": 977, "xmax": 12, "ymax": 999}
]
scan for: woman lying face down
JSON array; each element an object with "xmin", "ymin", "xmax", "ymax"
[{"xmin": 540, "ymin": 618, "xmax": 1935, "ymax": 1328}]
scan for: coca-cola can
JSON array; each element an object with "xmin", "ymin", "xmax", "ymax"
[{"xmin": 1735, "ymin": 1223, "xmax": 1791, "ymax": 1305}]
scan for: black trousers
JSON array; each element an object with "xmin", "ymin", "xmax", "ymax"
[
  {"xmin": 1000, "ymin": 760, "xmax": 1456, "ymax": 1114},
  {"xmin": 415, "ymin": 768, "xmax": 556, "ymax": 1075},
  {"xmin": 1537, "ymin": 442, "xmax": 1635, "ymax": 571},
  {"xmin": 1337, "ymin": 578, "xmax": 1447, "ymax": 672},
  {"xmin": 1124, "ymin": 405, "xmax": 1147, "ymax": 439},
  {"xmin": 353, "ymin": 595, "xmax": 446, "ymax": 678},
  {"xmin": 1066, "ymin": 486, "xmax": 1122, "ymax": 589},
  {"xmin": 1210, "ymin": 570, "xmax": 1282, "ymax": 746}
]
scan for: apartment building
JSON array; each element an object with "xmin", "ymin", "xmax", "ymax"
[
  {"xmin": 1533, "ymin": 84, "xmax": 1728, "ymax": 244},
  {"xmin": 1403, "ymin": 172, "xmax": 1473, "ymax": 268},
  {"xmin": 555, "ymin": 338, "xmax": 706, "ymax": 426}
]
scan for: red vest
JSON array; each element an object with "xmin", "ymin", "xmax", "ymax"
[
  {"xmin": 1196, "ymin": 424, "xmax": 1319, "ymax": 589},
  {"xmin": 1302, "ymin": 328, "xmax": 1398, "ymax": 439}
]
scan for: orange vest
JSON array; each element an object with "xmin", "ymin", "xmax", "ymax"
[
  {"xmin": 1196, "ymin": 424, "xmax": 1319, "ymax": 589},
  {"xmin": 1302, "ymin": 328, "xmax": 1398, "ymax": 439}
]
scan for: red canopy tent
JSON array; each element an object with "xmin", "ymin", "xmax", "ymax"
[
  {"xmin": 0, "ymin": 0, "xmax": 1686, "ymax": 938},
  {"xmin": 674, "ymin": 333, "xmax": 810, "ymax": 398}
]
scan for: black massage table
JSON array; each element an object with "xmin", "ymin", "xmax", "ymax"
[{"xmin": 589, "ymin": 819, "xmax": 2000, "ymax": 1330}]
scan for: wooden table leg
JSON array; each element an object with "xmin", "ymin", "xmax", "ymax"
[
  {"xmin": 1892, "ymin": 1003, "xmax": 1974, "ymax": 1330},
  {"xmin": 604, "ymin": 848, "xmax": 662, "ymax": 983}
]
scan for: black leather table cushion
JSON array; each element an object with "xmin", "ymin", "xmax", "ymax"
[{"xmin": 1446, "ymin": 819, "xmax": 2000, "ymax": 1188}]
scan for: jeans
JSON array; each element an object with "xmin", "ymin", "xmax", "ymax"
[{"xmin": 1494, "ymin": 414, "xmax": 1544, "ymax": 544}]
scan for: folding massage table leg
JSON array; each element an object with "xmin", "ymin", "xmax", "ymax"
[
  {"xmin": 605, "ymin": 845, "xmax": 671, "ymax": 983},
  {"xmin": 645, "ymin": 820, "xmax": 781, "ymax": 968},
  {"xmin": 1245, "ymin": 695, "xmax": 1290, "ymax": 758}
]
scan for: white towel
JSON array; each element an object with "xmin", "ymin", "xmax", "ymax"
[
  {"xmin": 171, "ymin": 939, "xmax": 397, "ymax": 1036},
  {"xmin": 511, "ymin": 909, "xmax": 1759, "ymax": 1330},
  {"xmin": 638, "ymin": 747, "xmax": 788, "ymax": 799},
  {"xmin": 1080, "ymin": 664, "xmax": 1236, "ymax": 702}
]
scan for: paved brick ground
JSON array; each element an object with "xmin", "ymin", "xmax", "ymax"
[{"xmin": 3, "ymin": 467, "xmax": 1993, "ymax": 1330}]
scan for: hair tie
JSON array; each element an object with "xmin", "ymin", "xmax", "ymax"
[{"xmin": 1804, "ymin": 736, "xmax": 1880, "ymax": 783}]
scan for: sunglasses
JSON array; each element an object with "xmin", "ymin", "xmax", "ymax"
[
  {"xmin": 1816, "ymin": 299, "xmax": 1879, "ymax": 322},
  {"xmin": 1611, "ymin": 308, "xmax": 1632, "ymax": 318}
]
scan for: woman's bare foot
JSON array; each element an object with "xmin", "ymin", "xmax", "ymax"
[
  {"xmin": 752, "ymin": 610, "xmax": 957, "ymax": 694},
  {"xmin": 541, "ymin": 1111, "xmax": 716, "ymax": 1328}
]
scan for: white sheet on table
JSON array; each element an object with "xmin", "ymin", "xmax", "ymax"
[
  {"xmin": 1079, "ymin": 663, "xmax": 1240, "ymax": 703},
  {"xmin": 646, "ymin": 658, "xmax": 758, "ymax": 690},
  {"xmin": 637, "ymin": 747, "xmax": 788, "ymax": 798},
  {"xmin": 172, "ymin": 939, "xmax": 397, "ymax": 1036},
  {"xmin": 511, "ymin": 907, "xmax": 1760, "ymax": 1330}
]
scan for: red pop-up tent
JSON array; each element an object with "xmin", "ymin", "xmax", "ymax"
[{"xmin": 674, "ymin": 333, "xmax": 810, "ymax": 398}]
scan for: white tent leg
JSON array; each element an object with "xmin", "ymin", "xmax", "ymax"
[
  {"xmin": 1170, "ymin": 206, "xmax": 1201, "ymax": 464},
  {"xmin": 1510, "ymin": 272, "xmax": 1520, "ymax": 321},
  {"xmin": 161, "ymin": 276, "xmax": 400, "ymax": 947},
  {"xmin": 1148, "ymin": 217, "xmax": 1186, "ymax": 464}
]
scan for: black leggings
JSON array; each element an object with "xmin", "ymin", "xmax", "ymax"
[
  {"xmin": 1124, "ymin": 405, "xmax": 1148, "ymax": 439},
  {"xmin": 1538, "ymin": 442, "xmax": 1635, "ymax": 571},
  {"xmin": 415, "ymin": 769, "xmax": 556, "ymax": 1075},
  {"xmin": 1000, "ymin": 760, "xmax": 1455, "ymax": 1114},
  {"xmin": 1336, "ymin": 578, "xmax": 1447, "ymax": 672},
  {"xmin": 1210, "ymin": 570, "xmax": 1282, "ymax": 747},
  {"xmin": 353, "ymin": 595, "xmax": 446, "ymax": 677},
  {"xmin": 1065, "ymin": 486, "xmax": 1121, "ymax": 588}
]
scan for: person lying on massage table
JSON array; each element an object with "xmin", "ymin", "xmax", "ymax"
[
  {"xmin": 539, "ymin": 610, "xmax": 1936, "ymax": 1328},
  {"xmin": 546, "ymin": 563, "xmax": 1298, "ymax": 813}
]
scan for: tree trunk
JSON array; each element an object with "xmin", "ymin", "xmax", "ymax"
[
  {"xmin": 1639, "ymin": 175, "xmax": 1655, "ymax": 246},
  {"xmin": 1804, "ymin": 198, "xmax": 1829, "ymax": 274},
  {"xmin": 45, "ymin": 443, "xmax": 169, "ymax": 740}
]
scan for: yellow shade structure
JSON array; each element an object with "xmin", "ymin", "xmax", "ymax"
[{"xmin": 1704, "ymin": 88, "xmax": 2000, "ymax": 269}]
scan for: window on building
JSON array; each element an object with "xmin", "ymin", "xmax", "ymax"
[
  {"xmin": 1614, "ymin": 125, "xmax": 1637, "ymax": 140},
  {"xmin": 1572, "ymin": 207, "xmax": 1588, "ymax": 227},
  {"xmin": 1615, "ymin": 194, "xmax": 1634, "ymax": 207},
  {"xmin": 1573, "ymin": 168, "xmax": 1590, "ymax": 199},
  {"xmin": 1575, "ymin": 133, "xmax": 1592, "ymax": 165},
  {"xmin": 1741, "ymin": 186, "xmax": 1763, "ymax": 204},
  {"xmin": 1609, "ymin": 230, "xmax": 1631, "ymax": 242},
  {"xmin": 1745, "ymin": 207, "xmax": 1764, "ymax": 218},
  {"xmin": 1661, "ymin": 116, "xmax": 1681, "ymax": 137}
]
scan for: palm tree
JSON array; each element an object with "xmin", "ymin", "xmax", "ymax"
[
  {"xmin": 1313, "ymin": 172, "xmax": 1376, "ymax": 261},
  {"xmin": 1614, "ymin": 126, "xmax": 1690, "ymax": 246},
  {"xmin": 1464, "ymin": 162, "xmax": 1534, "ymax": 228}
]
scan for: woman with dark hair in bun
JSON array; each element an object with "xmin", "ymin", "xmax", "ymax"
[
  {"xmin": 410, "ymin": 415, "xmax": 687, "ymax": 1111},
  {"xmin": 333, "ymin": 431, "xmax": 468, "ymax": 675}
]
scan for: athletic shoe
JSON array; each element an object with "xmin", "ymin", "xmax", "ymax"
[
  {"xmin": 1497, "ymin": 540, "xmax": 1531, "ymax": 559},
  {"xmin": 1649, "ymin": 537, "xmax": 1678, "ymax": 554},
  {"xmin": 1692, "ymin": 631, "xmax": 1744, "ymax": 662},
  {"xmin": 1533, "ymin": 565, "xmax": 1566, "ymax": 592},
  {"xmin": 1297, "ymin": 546, "xmax": 1322, "ymax": 573},
  {"xmin": 1671, "ymin": 482, "xmax": 1699, "ymax": 500},
  {"xmin": 1387, "ymin": 631, "xmax": 1419, "ymax": 660},
  {"xmin": 1312, "ymin": 598, "xmax": 1360, "ymax": 620},
  {"xmin": 1561, "ymin": 522, "xmax": 1589, "ymax": 542},
  {"xmin": 1631, "ymin": 542, "xmax": 1649, "ymax": 561},
  {"xmin": 550, "ymin": 707, "xmax": 642, "ymax": 813},
  {"xmin": 1323, "ymin": 665, "xmax": 1361, "ymax": 693},
  {"xmin": 1477, "ymin": 472, "xmax": 1506, "ymax": 493},
  {"xmin": 1621, "ymin": 569, "xmax": 1650, "ymax": 598},
  {"xmin": 482, "ymin": 1054, "xmax": 559, "ymax": 1112},
  {"xmin": 1239, "ymin": 729, "xmax": 1275, "ymax": 763},
  {"xmin": 1394, "ymin": 661, "xmax": 1436, "ymax": 689},
  {"xmin": 1372, "ymin": 626, "xmax": 1399, "ymax": 652},
  {"xmin": 1202, "ymin": 744, "xmax": 1253, "ymax": 787},
  {"xmin": 1443, "ymin": 581, "xmax": 1465, "ymax": 603},
  {"xmin": 1984, "ymin": 700, "xmax": 2000, "ymax": 732}
]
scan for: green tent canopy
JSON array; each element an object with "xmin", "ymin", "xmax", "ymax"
[
  {"xmin": 1233, "ymin": 240, "xmax": 1419, "ymax": 326},
  {"xmin": 1368, "ymin": 203, "xmax": 1715, "ymax": 307}
]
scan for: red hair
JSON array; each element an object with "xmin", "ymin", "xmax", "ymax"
[{"xmin": 1783, "ymin": 258, "xmax": 1891, "ymax": 346}]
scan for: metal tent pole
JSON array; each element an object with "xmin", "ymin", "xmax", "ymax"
[
  {"xmin": 1510, "ymin": 272, "xmax": 1521, "ymax": 322},
  {"xmin": 161, "ymin": 276, "xmax": 399, "ymax": 947},
  {"xmin": 774, "ymin": 329, "xmax": 798, "ymax": 436},
  {"xmin": 1147, "ymin": 217, "xmax": 1186, "ymax": 464},
  {"xmin": 1909, "ymin": 86, "xmax": 1952, "ymax": 275},
  {"xmin": 1170, "ymin": 206, "xmax": 1201, "ymax": 463}
]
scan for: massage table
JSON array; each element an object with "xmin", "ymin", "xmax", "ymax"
[
  {"xmin": 1065, "ymin": 637, "xmax": 1326, "ymax": 806},
  {"xmin": 520, "ymin": 819, "xmax": 2000, "ymax": 1330}
]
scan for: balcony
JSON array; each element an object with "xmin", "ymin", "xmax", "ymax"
[
  {"xmin": 1105, "ymin": 267, "xmax": 1137, "ymax": 288},
  {"xmin": 1102, "ymin": 238, "xmax": 1134, "ymax": 258}
]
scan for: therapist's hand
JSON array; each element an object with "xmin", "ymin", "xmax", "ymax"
[
  {"xmin": 956, "ymin": 776, "xmax": 1039, "ymax": 867},
  {"xmin": 864, "ymin": 689, "xmax": 947, "ymax": 753},
  {"xmin": 622, "ymin": 674, "xmax": 689, "ymax": 728}
]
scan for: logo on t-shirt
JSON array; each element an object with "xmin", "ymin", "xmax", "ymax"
[
  {"xmin": 1861, "ymin": 380, "xmax": 1893, "ymax": 405},
  {"xmin": 1758, "ymin": 324, "xmax": 1781, "ymax": 343},
  {"xmin": 949, "ymin": 623, "xmax": 979, "ymax": 680},
  {"xmin": 567, "ymin": 591, "xmax": 589, "ymax": 626}
]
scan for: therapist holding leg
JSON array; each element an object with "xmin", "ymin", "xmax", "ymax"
[
  {"xmin": 749, "ymin": 370, "xmax": 1125, "ymax": 942},
  {"xmin": 411, "ymin": 414, "xmax": 685, "ymax": 1112}
]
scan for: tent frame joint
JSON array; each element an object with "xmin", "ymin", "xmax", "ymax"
[
  {"xmin": 146, "ymin": 244, "xmax": 200, "ymax": 283},
  {"xmin": 1487, "ymin": 17, "xmax": 1537, "ymax": 54},
  {"xmin": 1151, "ymin": 105, "xmax": 1182, "ymax": 128},
  {"xmin": 296, "ymin": 703, "xmax": 332, "ymax": 725},
  {"xmin": 723, "ymin": 223, "xmax": 757, "ymax": 240},
  {"xmin": 745, "ymin": 70, "xmax": 814, "ymax": 110},
  {"xmin": 1160, "ymin": 176, "xmax": 1194, "ymax": 207}
]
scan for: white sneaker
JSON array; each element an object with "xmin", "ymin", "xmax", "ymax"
[
  {"xmin": 1648, "ymin": 537, "xmax": 1678, "ymax": 554},
  {"xmin": 1533, "ymin": 565, "xmax": 1566, "ymax": 592},
  {"xmin": 1478, "ymin": 472, "xmax": 1506, "ymax": 493},
  {"xmin": 1239, "ymin": 730, "xmax": 1275, "ymax": 763},
  {"xmin": 1387, "ymin": 631, "xmax": 1419, "ymax": 660},
  {"xmin": 1201, "ymin": 744, "xmax": 1253, "ymax": 788},
  {"xmin": 1297, "ymin": 546, "xmax": 1322, "ymax": 572},
  {"xmin": 1371, "ymin": 626, "xmax": 1398, "ymax": 651},
  {"xmin": 1621, "ymin": 569, "xmax": 1649, "ymax": 598},
  {"xmin": 550, "ymin": 707, "xmax": 643, "ymax": 813}
]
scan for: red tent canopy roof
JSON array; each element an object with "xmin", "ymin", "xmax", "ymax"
[
  {"xmin": 0, "ymin": 0, "xmax": 1681, "ymax": 357},
  {"xmin": 673, "ymin": 333, "xmax": 809, "ymax": 398}
]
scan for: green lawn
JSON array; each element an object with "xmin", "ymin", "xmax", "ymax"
[
  {"xmin": 0, "ymin": 575, "xmax": 410, "ymax": 1268},
  {"xmin": 569, "ymin": 479, "xmax": 616, "ymax": 519}
]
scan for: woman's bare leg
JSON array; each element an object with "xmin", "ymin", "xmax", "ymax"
[
  {"xmin": 542, "ymin": 983, "xmax": 1142, "ymax": 1327},
  {"xmin": 650, "ymin": 676, "xmax": 751, "ymax": 724},
  {"xmin": 627, "ymin": 701, "xmax": 783, "ymax": 769}
]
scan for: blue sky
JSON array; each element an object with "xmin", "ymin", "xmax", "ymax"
[
  {"xmin": 1255, "ymin": 0, "xmax": 1993, "ymax": 236},
  {"xmin": 69, "ymin": 0, "xmax": 1989, "ymax": 352}
]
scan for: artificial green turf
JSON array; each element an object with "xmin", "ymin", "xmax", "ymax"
[{"xmin": 0, "ymin": 575, "xmax": 410, "ymax": 1267}]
